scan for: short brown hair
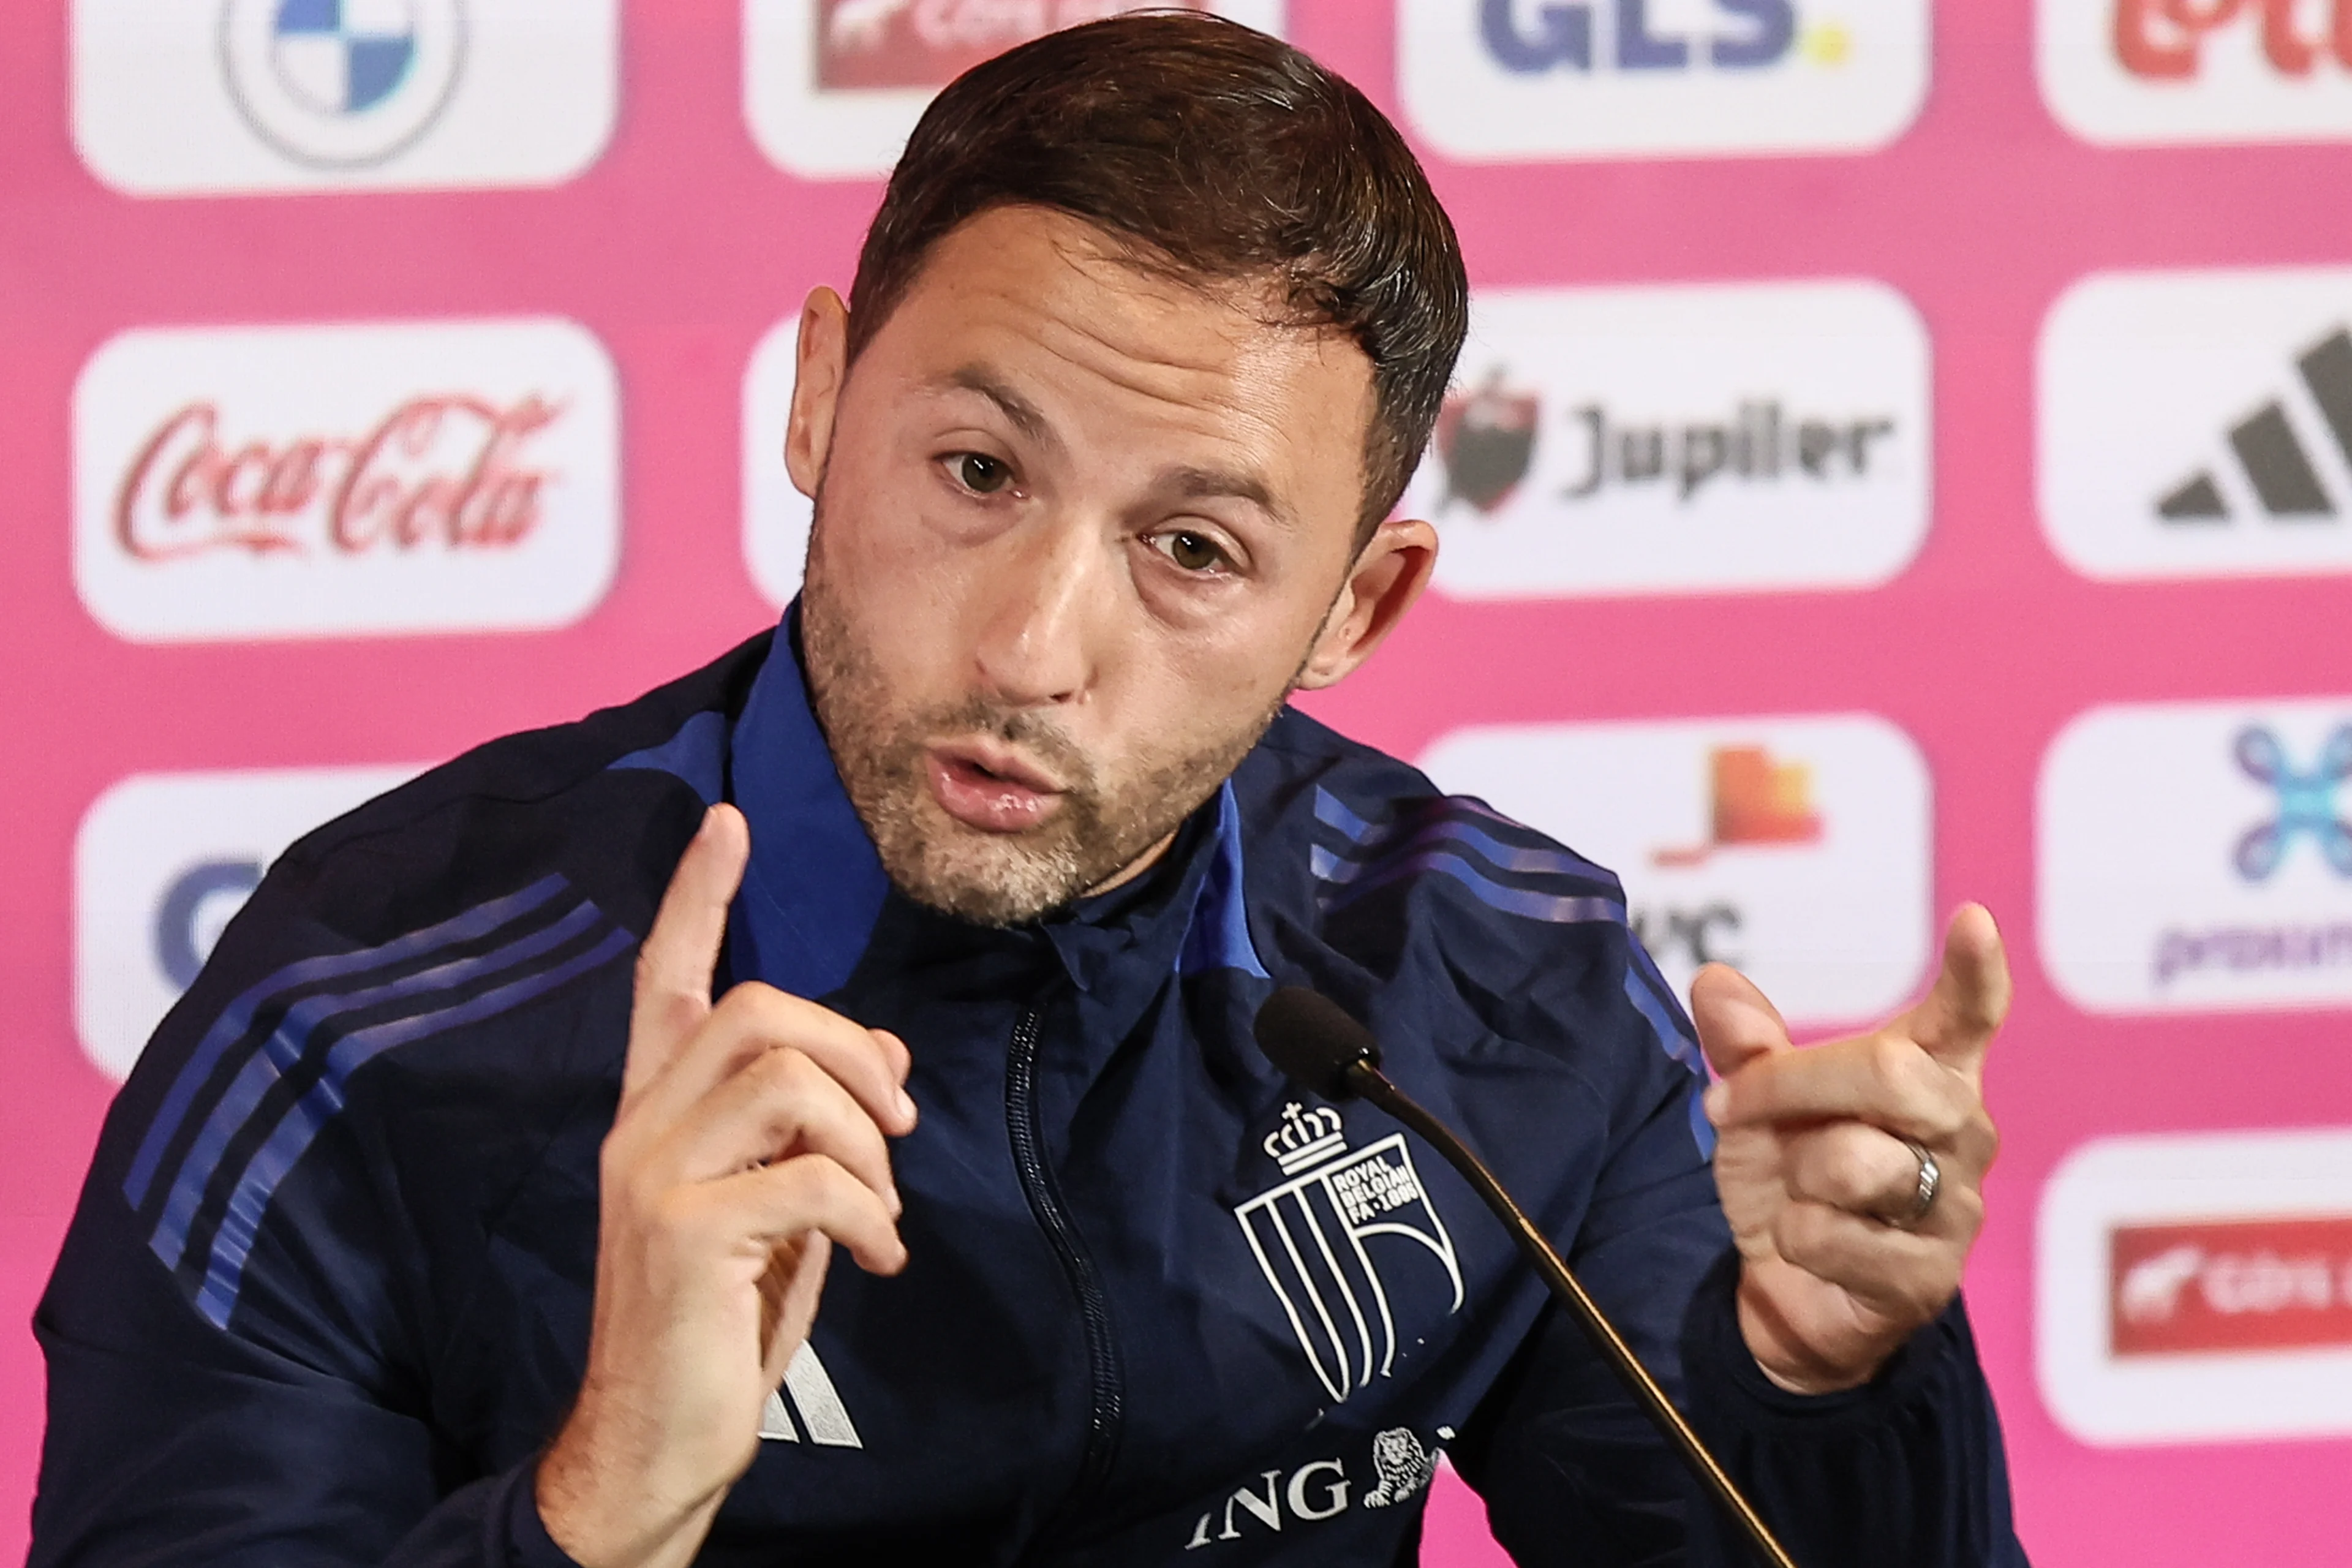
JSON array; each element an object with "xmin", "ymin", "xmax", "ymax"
[{"xmin": 846, "ymin": 12, "xmax": 1468, "ymax": 542}]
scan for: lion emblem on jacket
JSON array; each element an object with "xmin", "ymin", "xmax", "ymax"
[{"xmin": 1362, "ymin": 1427, "xmax": 1436, "ymax": 1507}]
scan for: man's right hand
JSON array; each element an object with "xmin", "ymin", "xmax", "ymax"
[{"xmin": 536, "ymin": 804, "xmax": 916, "ymax": 1568}]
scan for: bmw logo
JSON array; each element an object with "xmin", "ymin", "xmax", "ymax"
[{"xmin": 219, "ymin": 0, "xmax": 467, "ymax": 170}]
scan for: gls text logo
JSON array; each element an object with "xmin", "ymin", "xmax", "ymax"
[
  {"xmin": 2042, "ymin": 0, "xmax": 2352, "ymax": 146},
  {"xmin": 1399, "ymin": 0, "xmax": 1928, "ymax": 162},
  {"xmin": 73, "ymin": 0, "xmax": 617, "ymax": 196},
  {"xmin": 76, "ymin": 767, "xmax": 418, "ymax": 1081},
  {"xmin": 1478, "ymin": 0, "xmax": 1799, "ymax": 74}
]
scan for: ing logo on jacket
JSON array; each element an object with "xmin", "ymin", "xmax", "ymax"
[{"xmin": 1235, "ymin": 1104, "xmax": 1465, "ymax": 1403}]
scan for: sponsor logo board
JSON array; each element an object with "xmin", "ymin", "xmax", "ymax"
[
  {"xmin": 73, "ymin": 0, "xmax": 617, "ymax": 195},
  {"xmin": 2041, "ymin": 267, "xmax": 2352, "ymax": 582},
  {"xmin": 745, "ymin": 1, "xmax": 1286, "ymax": 178},
  {"xmin": 2039, "ymin": 697, "xmax": 2352, "ymax": 1014},
  {"xmin": 744, "ymin": 314, "xmax": 816, "ymax": 609},
  {"xmin": 75, "ymin": 765, "xmax": 421, "ymax": 1082},
  {"xmin": 1400, "ymin": 282, "xmax": 1930, "ymax": 600},
  {"xmin": 1419, "ymin": 715, "xmax": 1931, "ymax": 1026},
  {"xmin": 2041, "ymin": 0, "xmax": 2352, "ymax": 146},
  {"xmin": 1397, "ymin": 0, "xmax": 1928, "ymax": 162},
  {"xmin": 74, "ymin": 318, "xmax": 621, "ymax": 643},
  {"xmin": 2039, "ymin": 1126, "xmax": 2352, "ymax": 1444}
]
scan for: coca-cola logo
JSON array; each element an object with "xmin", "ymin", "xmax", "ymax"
[
  {"xmin": 75, "ymin": 319, "xmax": 619, "ymax": 643},
  {"xmin": 815, "ymin": 0, "xmax": 1213, "ymax": 89},
  {"xmin": 115, "ymin": 393, "xmax": 565, "ymax": 563},
  {"xmin": 2111, "ymin": 1215, "xmax": 2352, "ymax": 1356}
]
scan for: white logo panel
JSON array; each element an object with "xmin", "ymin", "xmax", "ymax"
[
  {"xmin": 74, "ymin": 318, "xmax": 622, "ymax": 643},
  {"xmin": 2039, "ymin": 698, "xmax": 2352, "ymax": 1014},
  {"xmin": 1400, "ymin": 281, "xmax": 1930, "ymax": 600},
  {"xmin": 744, "ymin": 313, "xmax": 816, "ymax": 610},
  {"xmin": 74, "ymin": 0, "xmax": 618, "ymax": 195},
  {"xmin": 2040, "ymin": 268, "xmax": 2352, "ymax": 582},
  {"xmin": 745, "ymin": 1, "xmax": 1286, "ymax": 179},
  {"xmin": 75, "ymin": 765, "xmax": 422, "ymax": 1082},
  {"xmin": 1419, "ymin": 715, "xmax": 1931, "ymax": 1027},
  {"xmin": 1397, "ymin": 0, "xmax": 1928, "ymax": 162},
  {"xmin": 2041, "ymin": 0, "xmax": 2352, "ymax": 147},
  {"xmin": 2038, "ymin": 1127, "xmax": 2352, "ymax": 1446}
]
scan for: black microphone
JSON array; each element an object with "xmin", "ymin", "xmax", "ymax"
[{"xmin": 1252, "ymin": 986, "xmax": 1800, "ymax": 1568}]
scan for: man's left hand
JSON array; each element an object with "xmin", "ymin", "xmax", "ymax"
[{"xmin": 1691, "ymin": 903, "xmax": 2010, "ymax": 1395}]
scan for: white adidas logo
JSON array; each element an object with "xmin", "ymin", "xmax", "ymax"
[{"xmin": 758, "ymin": 1344, "xmax": 861, "ymax": 1448}]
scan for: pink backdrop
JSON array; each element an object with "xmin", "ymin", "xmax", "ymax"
[{"xmin": 6, "ymin": 3, "xmax": 2351, "ymax": 1562}]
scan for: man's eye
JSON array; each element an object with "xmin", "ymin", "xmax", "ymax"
[
  {"xmin": 954, "ymin": 453, "xmax": 1012, "ymax": 494},
  {"xmin": 1155, "ymin": 530, "xmax": 1226, "ymax": 572}
]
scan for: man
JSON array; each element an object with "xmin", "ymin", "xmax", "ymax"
[{"xmin": 32, "ymin": 16, "xmax": 2022, "ymax": 1567}]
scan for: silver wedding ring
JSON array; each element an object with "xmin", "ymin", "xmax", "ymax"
[{"xmin": 1899, "ymin": 1137, "xmax": 1940, "ymax": 1227}]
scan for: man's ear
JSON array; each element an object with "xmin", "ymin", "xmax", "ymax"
[
  {"xmin": 785, "ymin": 287, "xmax": 851, "ymax": 500},
  {"xmin": 1295, "ymin": 516, "xmax": 1439, "ymax": 690}
]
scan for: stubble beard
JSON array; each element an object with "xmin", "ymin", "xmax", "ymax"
[{"xmin": 798, "ymin": 509, "xmax": 1291, "ymax": 927}]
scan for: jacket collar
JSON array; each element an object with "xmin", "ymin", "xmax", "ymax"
[{"xmin": 725, "ymin": 607, "xmax": 1265, "ymax": 1043}]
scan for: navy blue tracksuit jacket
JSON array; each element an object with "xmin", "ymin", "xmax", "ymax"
[{"xmin": 31, "ymin": 622, "xmax": 2025, "ymax": 1566}]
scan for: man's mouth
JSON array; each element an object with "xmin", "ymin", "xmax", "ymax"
[{"xmin": 923, "ymin": 740, "xmax": 1069, "ymax": 834}]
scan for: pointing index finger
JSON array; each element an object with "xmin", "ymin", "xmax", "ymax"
[
  {"xmin": 626, "ymin": 804, "xmax": 750, "ymax": 1101},
  {"xmin": 1902, "ymin": 903, "xmax": 2011, "ymax": 1085}
]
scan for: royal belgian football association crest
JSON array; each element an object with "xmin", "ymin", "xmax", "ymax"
[{"xmin": 1236, "ymin": 1103, "xmax": 1464, "ymax": 1404}]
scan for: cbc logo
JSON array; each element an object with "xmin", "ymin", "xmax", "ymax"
[{"xmin": 75, "ymin": 766, "xmax": 417, "ymax": 1082}]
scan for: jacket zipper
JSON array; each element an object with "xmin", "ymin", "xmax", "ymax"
[{"xmin": 1005, "ymin": 1003, "xmax": 1123, "ymax": 1528}]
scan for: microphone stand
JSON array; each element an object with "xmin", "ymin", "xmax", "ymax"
[{"xmin": 1340, "ymin": 1057, "xmax": 1801, "ymax": 1568}]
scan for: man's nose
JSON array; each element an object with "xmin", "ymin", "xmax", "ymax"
[{"xmin": 968, "ymin": 514, "xmax": 1105, "ymax": 709}]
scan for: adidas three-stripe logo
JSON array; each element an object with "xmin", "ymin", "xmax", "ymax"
[
  {"xmin": 1309, "ymin": 786, "xmax": 1623, "ymax": 925},
  {"xmin": 2159, "ymin": 325, "xmax": 2352, "ymax": 523},
  {"xmin": 121, "ymin": 873, "xmax": 634, "ymax": 1329},
  {"xmin": 759, "ymin": 1344, "xmax": 863, "ymax": 1448},
  {"xmin": 1306, "ymin": 787, "xmax": 1713, "ymax": 1125}
]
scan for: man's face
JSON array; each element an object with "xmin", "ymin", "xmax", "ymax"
[{"xmin": 790, "ymin": 205, "xmax": 1406, "ymax": 926}]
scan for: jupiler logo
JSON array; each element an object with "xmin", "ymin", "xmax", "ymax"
[
  {"xmin": 1235, "ymin": 1103, "xmax": 1464, "ymax": 1405},
  {"xmin": 1559, "ymin": 399, "xmax": 1896, "ymax": 505},
  {"xmin": 221, "ymin": 0, "xmax": 467, "ymax": 168},
  {"xmin": 1431, "ymin": 372, "xmax": 1899, "ymax": 519},
  {"xmin": 1434, "ymin": 369, "xmax": 1540, "ymax": 514}
]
